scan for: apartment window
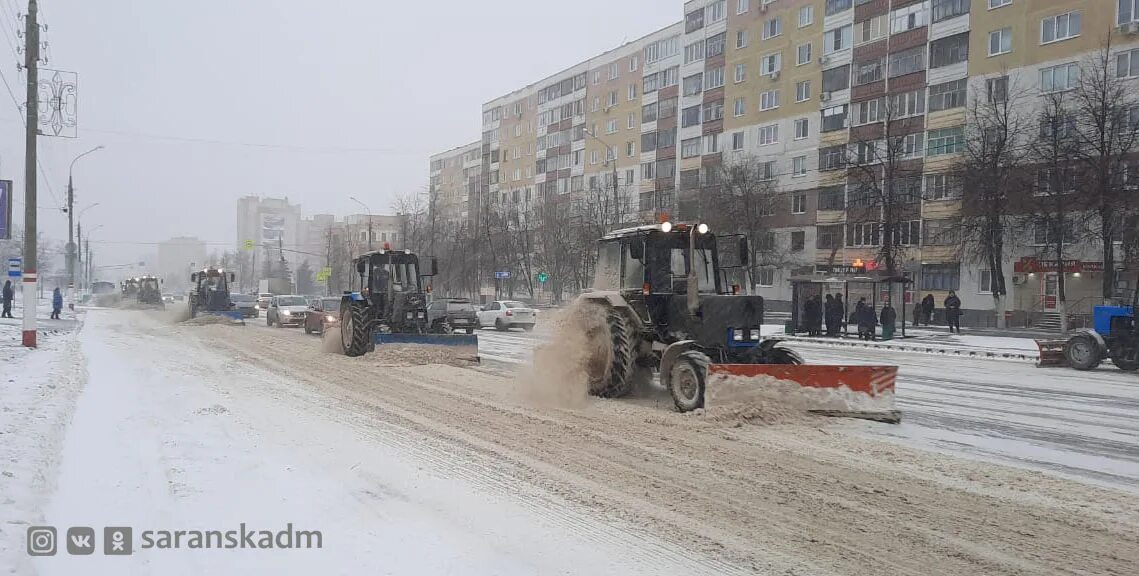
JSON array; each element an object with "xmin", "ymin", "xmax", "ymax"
[
  {"xmin": 764, "ymin": 17, "xmax": 783, "ymax": 39},
  {"xmin": 705, "ymin": 66, "xmax": 725, "ymax": 90},
  {"xmin": 734, "ymin": 97, "xmax": 747, "ymax": 117},
  {"xmin": 704, "ymin": 133, "xmax": 721, "ymax": 154},
  {"xmin": 799, "ymin": 5, "xmax": 814, "ymax": 27},
  {"xmin": 857, "ymin": 15, "xmax": 887, "ymax": 45},
  {"xmin": 1041, "ymin": 63, "xmax": 1079, "ymax": 93},
  {"xmin": 759, "ymin": 161, "xmax": 777, "ymax": 180},
  {"xmin": 989, "ymin": 0, "xmax": 1010, "ymax": 8},
  {"xmin": 682, "ymin": 137, "xmax": 703, "ymax": 158},
  {"xmin": 891, "ymin": 2, "xmax": 927, "ymax": 34},
  {"xmin": 623, "ymin": 141, "xmax": 634, "ymax": 158},
  {"xmin": 819, "ymin": 186, "xmax": 846, "ymax": 210},
  {"xmin": 931, "ymin": 33, "xmax": 969, "ymax": 67},
  {"xmin": 824, "ymin": 25, "xmax": 853, "ymax": 54},
  {"xmin": 641, "ymin": 132, "xmax": 657, "ymax": 153},
  {"xmin": 761, "ymin": 53, "xmax": 782, "ymax": 76},
  {"xmin": 592, "ymin": 71, "xmax": 600, "ymax": 85},
  {"xmin": 820, "ymin": 145, "xmax": 846, "ymax": 170},
  {"xmin": 708, "ymin": 0, "xmax": 726, "ymax": 23},
  {"xmin": 707, "ymin": 33, "xmax": 727, "ymax": 58},
  {"xmin": 683, "ymin": 73, "xmax": 704, "ymax": 96},
  {"xmin": 792, "ymin": 194, "xmax": 807, "ymax": 213},
  {"xmin": 921, "ymin": 264, "xmax": 960, "ymax": 291},
  {"xmin": 1121, "ymin": 0, "xmax": 1139, "ymax": 25},
  {"xmin": 608, "ymin": 91, "xmax": 618, "ymax": 107},
  {"xmin": 848, "ymin": 222, "xmax": 881, "ymax": 247},
  {"xmin": 897, "ymin": 132, "xmax": 924, "ymax": 158},
  {"xmin": 821, "ymin": 104, "xmax": 848, "ymax": 132},
  {"xmin": 893, "ymin": 221, "xmax": 922, "ymax": 246},
  {"xmin": 826, "ymin": 0, "xmax": 853, "ymax": 17},
  {"xmin": 927, "ymin": 126, "xmax": 964, "ymax": 156},
  {"xmin": 659, "ymin": 96, "xmax": 678, "ymax": 118},
  {"xmin": 704, "ymin": 100, "xmax": 724, "ymax": 122},
  {"xmin": 822, "ymin": 64, "xmax": 851, "ymax": 92},
  {"xmin": 628, "ymin": 84, "xmax": 637, "ymax": 101},
  {"xmin": 797, "ymin": 43, "xmax": 812, "ymax": 66},
  {"xmin": 889, "ymin": 46, "xmax": 926, "ymax": 77},
  {"xmin": 738, "ymin": 0, "xmax": 750, "ymax": 14},
  {"xmin": 642, "ymin": 103, "xmax": 658, "ymax": 123},
  {"xmin": 1117, "ymin": 48, "xmax": 1139, "ymax": 78},
  {"xmin": 1042, "ymin": 11, "xmax": 1081, "ymax": 44},
  {"xmin": 978, "ymin": 269, "xmax": 995, "ymax": 294},
  {"xmin": 760, "ymin": 89, "xmax": 780, "ymax": 110},
  {"xmin": 988, "ymin": 28, "xmax": 1012, "ymax": 56},
  {"xmin": 817, "ymin": 225, "xmax": 845, "ymax": 249},
  {"xmin": 732, "ymin": 131, "xmax": 745, "ymax": 151},
  {"xmin": 788, "ymin": 231, "xmax": 805, "ymax": 252},
  {"xmin": 792, "ymin": 156, "xmax": 807, "ymax": 176},
  {"xmin": 573, "ymin": 150, "xmax": 583, "ymax": 166},
  {"xmin": 928, "ymin": 79, "xmax": 966, "ymax": 111},
  {"xmin": 987, "ymin": 76, "xmax": 1008, "ymax": 102},
  {"xmin": 923, "ymin": 219, "xmax": 957, "ymax": 246},
  {"xmin": 641, "ymin": 162, "xmax": 655, "ymax": 180},
  {"xmin": 609, "ymin": 63, "xmax": 619, "ymax": 80},
  {"xmin": 682, "ymin": 105, "xmax": 702, "ymax": 128},
  {"xmin": 628, "ymin": 112, "xmax": 636, "ymax": 129},
  {"xmin": 607, "ymin": 119, "xmax": 619, "ymax": 134},
  {"xmin": 590, "ymin": 150, "xmax": 599, "ymax": 165},
  {"xmin": 794, "ymin": 117, "xmax": 809, "ymax": 139},
  {"xmin": 932, "ymin": 0, "xmax": 969, "ymax": 22},
  {"xmin": 758, "ymin": 123, "xmax": 779, "ymax": 145},
  {"xmin": 854, "ymin": 98, "xmax": 881, "ymax": 125},
  {"xmin": 735, "ymin": 63, "xmax": 747, "ymax": 83},
  {"xmin": 793, "ymin": 81, "xmax": 810, "ymax": 102},
  {"xmin": 737, "ymin": 29, "xmax": 749, "ymax": 49},
  {"xmin": 643, "ymin": 74, "xmax": 660, "ymax": 94},
  {"xmin": 758, "ymin": 267, "xmax": 775, "ymax": 287},
  {"xmin": 856, "ymin": 58, "xmax": 885, "ymax": 85},
  {"xmin": 925, "ymin": 173, "xmax": 961, "ymax": 200},
  {"xmin": 685, "ymin": 40, "xmax": 705, "ymax": 64}
]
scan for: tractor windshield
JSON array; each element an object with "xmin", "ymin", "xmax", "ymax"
[
  {"xmin": 371, "ymin": 255, "xmax": 421, "ymax": 294},
  {"xmin": 142, "ymin": 279, "xmax": 159, "ymax": 291},
  {"xmin": 644, "ymin": 231, "xmax": 721, "ymax": 294}
]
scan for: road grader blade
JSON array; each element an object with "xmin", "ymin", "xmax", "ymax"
[
  {"xmin": 373, "ymin": 333, "xmax": 480, "ymax": 363},
  {"xmin": 706, "ymin": 364, "xmax": 901, "ymax": 424}
]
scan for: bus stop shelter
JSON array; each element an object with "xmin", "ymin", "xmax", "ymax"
[{"xmin": 788, "ymin": 271, "xmax": 913, "ymax": 338}]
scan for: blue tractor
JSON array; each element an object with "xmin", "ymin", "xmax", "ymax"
[{"xmin": 1061, "ymin": 289, "xmax": 1138, "ymax": 372}]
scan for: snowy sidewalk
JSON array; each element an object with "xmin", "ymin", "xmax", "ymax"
[
  {"xmin": 778, "ymin": 327, "xmax": 1042, "ymax": 362},
  {"xmin": 6, "ymin": 310, "xmax": 723, "ymax": 576}
]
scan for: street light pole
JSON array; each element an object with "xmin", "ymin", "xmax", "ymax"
[
  {"xmin": 583, "ymin": 129, "xmax": 620, "ymax": 229},
  {"xmin": 350, "ymin": 196, "xmax": 373, "ymax": 250},
  {"xmin": 66, "ymin": 146, "xmax": 105, "ymax": 310},
  {"xmin": 82, "ymin": 224, "xmax": 103, "ymax": 293}
]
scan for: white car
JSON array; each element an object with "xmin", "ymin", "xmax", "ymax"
[
  {"xmin": 477, "ymin": 300, "xmax": 537, "ymax": 331},
  {"xmin": 266, "ymin": 295, "xmax": 309, "ymax": 327}
]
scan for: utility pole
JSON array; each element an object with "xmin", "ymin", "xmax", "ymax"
[
  {"xmin": 21, "ymin": 0, "xmax": 39, "ymax": 347},
  {"xmin": 325, "ymin": 227, "xmax": 332, "ymax": 296}
]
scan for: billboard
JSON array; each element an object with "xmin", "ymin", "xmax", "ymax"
[{"xmin": 0, "ymin": 180, "xmax": 11, "ymax": 240}]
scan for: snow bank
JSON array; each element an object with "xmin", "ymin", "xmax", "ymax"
[{"xmin": 705, "ymin": 372, "xmax": 896, "ymax": 423}]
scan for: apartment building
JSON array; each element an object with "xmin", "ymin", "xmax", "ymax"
[
  {"xmin": 438, "ymin": 0, "xmax": 1139, "ymax": 323},
  {"xmin": 429, "ymin": 141, "xmax": 481, "ymax": 230}
]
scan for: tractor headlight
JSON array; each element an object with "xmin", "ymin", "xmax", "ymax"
[
  {"xmin": 417, "ymin": 311, "xmax": 425, "ymax": 319},
  {"xmin": 406, "ymin": 311, "xmax": 414, "ymax": 319},
  {"xmin": 326, "ymin": 314, "xmax": 336, "ymax": 322},
  {"xmin": 660, "ymin": 221, "xmax": 672, "ymax": 233},
  {"xmin": 749, "ymin": 329, "xmax": 761, "ymax": 340},
  {"xmin": 732, "ymin": 329, "xmax": 745, "ymax": 341},
  {"xmin": 697, "ymin": 223, "xmax": 709, "ymax": 234}
]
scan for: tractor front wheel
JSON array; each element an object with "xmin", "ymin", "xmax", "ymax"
[
  {"xmin": 669, "ymin": 350, "xmax": 710, "ymax": 412},
  {"xmin": 1064, "ymin": 333, "xmax": 1102, "ymax": 371},
  {"xmin": 341, "ymin": 301, "xmax": 371, "ymax": 357},
  {"xmin": 1111, "ymin": 341, "xmax": 1139, "ymax": 372}
]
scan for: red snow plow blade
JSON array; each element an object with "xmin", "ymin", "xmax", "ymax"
[{"xmin": 706, "ymin": 364, "xmax": 901, "ymax": 424}]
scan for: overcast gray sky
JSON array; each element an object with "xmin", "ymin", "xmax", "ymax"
[{"xmin": 0, "ymin": 0, "xmax": 676, "ymax": 266}]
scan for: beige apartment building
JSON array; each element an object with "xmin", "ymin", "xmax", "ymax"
[{"xmin": 436, "ymin": 0, "xmax": 1139, "ymax": 325}]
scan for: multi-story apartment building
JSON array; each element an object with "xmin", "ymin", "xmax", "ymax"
[
  {"xmin": 429, "ymin": 141, "xmax": 481, "ymax": 230},
  {"xmin": 437, "ymin": 0, "xmax": 1139, "ymax": 324}
]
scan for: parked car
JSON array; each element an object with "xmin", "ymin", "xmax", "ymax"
[
  {"xmin": 266, "ymin": 295, "xmax": 309, "ymax": 327},
  {"xmin": 477, "ymin": 300, "xmax": 537, "ymax": 331},
  {"xmin": 256, "ymin": 293, "xmax": 273, "ymax": 310},
  {"xmin": 304, "ymin": 297, "xmax": 341, "ymax": 335},
  {"xmin": 229, "ymin": 293, "xmax": 259, "ymax": 318},
  {"xmin": 426, "ymin": 298, "xmax": 479, "ymax": 334}
]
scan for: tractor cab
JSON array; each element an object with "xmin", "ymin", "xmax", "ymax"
[
  {"xmin": 347, "ymin": 248, "xmax": 438, "ymax": 335},
  {"xmin": 190, "ymin": 268, "xmax": 237, "ymax": 314}
]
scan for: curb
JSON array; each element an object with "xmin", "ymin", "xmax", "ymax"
[{"xmin": 778, "ymin": 335, "xmax": 1040, "ymax": 364}]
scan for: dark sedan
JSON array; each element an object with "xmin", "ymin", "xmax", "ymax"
[{"xmin": 304, "ymin": 297, "xmax": 342, "ymax": 335}]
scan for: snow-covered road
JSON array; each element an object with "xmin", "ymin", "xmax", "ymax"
[{"xmin": 475, "ymin": 326, "xmax": 1139, "ymax": 492}]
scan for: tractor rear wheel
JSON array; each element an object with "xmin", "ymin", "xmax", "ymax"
[
  {"xmin": 669, "ymin": 350, "xmax": 710, "ymax": 412},
  {"xmin": 341, "ymin": 301, "xmax": 371, "ymax": 357},
  {"xmin": 587, "ymin": 307, "xmax": 639, "ymax": 399},
  {"xmin": 1111, "ymin": 341, "xmax": 1139, "ymax": 372},
  {"xmin": 1064, "ymin": 333, "xmax": 1102, "ymax": 371}
]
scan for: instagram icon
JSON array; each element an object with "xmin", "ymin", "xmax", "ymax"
[{"xmin": 26, "ymin": 526, "xmax": 57, "ymax": 556}]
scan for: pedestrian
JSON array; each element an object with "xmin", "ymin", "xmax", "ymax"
[
  {"xmin": 823, "ymin": 294, "xmax": 835, "ymax": 337},
  {"xmin": 944, "ymin": 290, "xmax": 962, "ymax": 334},
  {"xmin": 51, "ymin": 287, "xmax": 63, "ymax": 319},
  {"xmin": 912, "ymin": 300, "xmax": 922, "ymax": 327},
  {"xmin": 856, "ymin": 298, "xmax": 877, "ymax": 340},
  {"xmin": 811, "ymin": 295, "xmax": 824, "ymax": 336},
  {"xmin": 880, "ymin": 299, "xmax": 897, "ymax": 340},
  {"xmin": 922, "ymin": 293, "xmax": 935, "ymax": 326},
  {"xmin": 803, "ymin": 295, "xmax": 819, "ymax": 336},
  {"xmin": 2, "ymin": 279, "xmax": 13, "ymax": 318},
  {"xmin": 833, "ymin": 293, "xmax": 845, "ymax": 336}
]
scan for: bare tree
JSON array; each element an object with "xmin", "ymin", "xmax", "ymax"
[
  {"xmin": 702, "ymin": 155, "xmax": 786, "ymax": 289},
  {"xmin": 1070, "ymin": 43, "xmax": 1139, "ymax": 304},
  {"xmin": 951, "ymin": 74, "xmax": 1032, "ymax": 328}
]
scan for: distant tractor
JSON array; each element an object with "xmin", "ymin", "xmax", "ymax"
[
  {"xmin": 136, "ymin": 275, "xmax": 165, "ymax": 309},
  {"xmin": 121, "ymin": 277, "xmax": 141, "ymax": 298},
  {"xmin": 577, "ymin": 221, "xmax": 900, "ymax": 422},
  {"xmin": 188, "ymin": 267, "xmax": 245, "ymax": 323},
  {"xmin": 1037, "ymin": 275, "xmax": 1138, "ymax": 372},
  {"xmin": 339, "ymin": 246, "xmax": 478, "ymax": 360}
]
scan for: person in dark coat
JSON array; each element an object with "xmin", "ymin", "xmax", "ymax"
[
  {"xmin": 2, "ymin": 279, "xmax": 13, "ymax": 318},
  {"xmin": 811, "ymin": 295, "xmax": 824, "ymax": 336},
  {"xmin": 833, "ymin": 293, "xmax": 845, "ymax": 336},
  {"xmin": 912, "ymin": 300, "xmax": 922, "ymax": 327},
  {"xmin": 51, "ymin": 287, "xmax": 63, "ymax": 319},
  {"xmin": 856, "ymin": 298, "xmax": 877, "ymax": 340},
  {"xmin": 823, "ymin": 294, "xmax": 835, "ymax": 337},
  {"xmin": 944, "ymin": 290, "xmax": 962, "ymax": 333},
  {"xmin": 922, "ymin": 293, "xmax": 935, "ymax": 326},
  {"xmin": 803, "ymin": 295, "xmax": 820, "ymax": 336},
  {"xmin": 880, "ymin": 299, "xmax": 897, "ymax": 339}
]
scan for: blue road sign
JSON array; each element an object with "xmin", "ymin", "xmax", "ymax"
[
  {"xmin": 495, "ymin": 271, "xmax": 511, "ymax": 279},
  {"xmin": 8, "ymin": 257, "xmax": 22, "ymax": 278}
]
